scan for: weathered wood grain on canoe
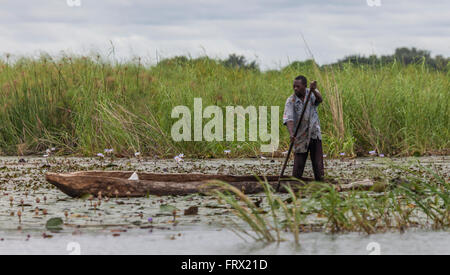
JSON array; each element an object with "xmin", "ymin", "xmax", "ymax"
[
  {"xmin": 45, "ymin": 171, "xmax": 371, "ymax": 198},
  {"xmin": 46, "ymin": 171, "xmax": 294, "ymax": 197}
]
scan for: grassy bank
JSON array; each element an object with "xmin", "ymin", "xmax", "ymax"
[{"xmin": 0, "ymin": 53, "xmax": 448, "ymax": 157}]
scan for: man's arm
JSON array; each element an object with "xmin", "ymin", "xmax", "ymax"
[
  {"xmin": 312, "ymin": 89, "xmax": 323, "ymax": 104},
  {"xmin": 286, "ymin": 121, "xmax": 295, "ymax": 143},
  {"xmin": 283, "ymin": 97, "xmax": 296, "ymax": 143},
  {"xmin": 310, "ymin": 81, "xmax": 323, "ymax": 105}
]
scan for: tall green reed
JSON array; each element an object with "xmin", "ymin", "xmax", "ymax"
[{"xmin": 0, "ymin": 53, "xmax": 448, "ymax": 157}]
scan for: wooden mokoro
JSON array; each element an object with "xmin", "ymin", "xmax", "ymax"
[{"xmin": 45, "ymin": 171, "xmax": 373, "ymax": 198}]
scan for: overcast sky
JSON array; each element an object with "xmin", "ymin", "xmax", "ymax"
[{"xmin": 0, "ymin": 0, "xmax": 448, "ymax": 69}]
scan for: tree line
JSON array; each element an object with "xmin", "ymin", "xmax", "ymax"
[
  {"xmin": 333, "ymin": 47, "xmax": 449, "ymax": 71},
  {"xmin": 156, "ymin": 47, "xmax": 449, "ymax": 72}
]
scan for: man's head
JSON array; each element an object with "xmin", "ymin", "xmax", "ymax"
[{"xmin": 293, "ymin": 75, "xmax": 307, "ymax": 97}]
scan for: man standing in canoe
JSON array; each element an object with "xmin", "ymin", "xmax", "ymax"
[{"xmin": 283, "ymin": 75, "xmax": 324, "ymax": 181}]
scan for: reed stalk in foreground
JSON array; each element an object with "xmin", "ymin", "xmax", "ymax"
[
  {"xmin": 212, "ymin": 162, "xmax": 449, "ymax": 244},
  {"xmin": 210, "ymin": 180, "xmax": 280, "ymax": 243}
]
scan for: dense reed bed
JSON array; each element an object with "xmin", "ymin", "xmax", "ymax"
[{"xmin": 0, "ymin": 53, "xmax": 448, "ymax": 157}]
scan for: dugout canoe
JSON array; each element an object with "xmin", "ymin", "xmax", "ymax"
[{"xmin": 45, "ymin": 171, "xmax": 373, "ymax": 198}]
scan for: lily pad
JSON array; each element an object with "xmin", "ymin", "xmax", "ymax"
[
  {"xmin": 131, "ymin": 221, "xmax": 142, "ymax": 226},
  {"xmin": 80, "ymin": 193, "xmax": 93, "ymax": 200},
  {"xmin": 45, "ymin": 217, "xmax": 64, "ymax": 231},
  {"xmin": 371, "ymin": 182, "xmax": 388, "ymax": 193},
  {"xmin": 184, "ymin": 206, "xmax": 199, "ymax": 216},
  {"xmin": 160, "ymin": 204, "xmax": 177, "ymax": 213}
]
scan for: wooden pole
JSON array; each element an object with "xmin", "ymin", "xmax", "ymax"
[{"xmin": 276, "ymin": 89, "xmax": 313, "ymax": 191}]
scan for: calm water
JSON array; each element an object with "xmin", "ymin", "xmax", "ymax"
[{"xmin": 0, "ymin": 226, "xmax": 448, "ymax": 255}]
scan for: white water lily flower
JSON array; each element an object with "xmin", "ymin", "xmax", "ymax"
[
  {"xmin": 134, "ymin": 152, "xmax": 141, "ymax": 157},
  {"xmin": 369, "ymin": 150, "xmax": 376, "ymax": 155},
  {"xmin": 51, "ymin": 147, "xmax": 56, "ymax": 151},
  {"xmin": 174, "ymin": 153, "xmax": 184, "ymax": 163},
  {"xmin": 340, "ymin": 153, "xmax": 345, "ymax": 156},
  {"xmin": 43, "ymin": 154, "xmax": 49, "ymax": 158},
  {"xmin": 97, "ymin": 153, "xmax": 105, "ymax": 158},
  {"xmin": 261, "ymin": 156, "xmax": 267, "ymax": 160},
  {"xmin": 224, "ymin": 150, "xmax": 231, "ymax": 154},
  {"xmin": 128, "ymin": 172, "xmax": 139, "ymax": 181},
  {"xmin": 379, "ymin": 154, "xmax": 385, "ymax": 157},
  {"xmin": 46, "ymin": 149, "xmax": 51, "ymax": 154},
  {"xmin": 174, "ymin": 156, "xmax": 183, "ymax": 163}
]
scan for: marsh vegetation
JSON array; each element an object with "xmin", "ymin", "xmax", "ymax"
[
  {"xmin": 213, "ymin": 159, "xmax": 449, "ymax": 245},
  {"xmin": 0, "ymin": 52, "xmax": 448, "ymax": 158}
]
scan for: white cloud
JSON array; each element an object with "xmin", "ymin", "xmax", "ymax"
[{"xmin": 0, "ymin": 0, "xmax": 448, "ymax": 69}]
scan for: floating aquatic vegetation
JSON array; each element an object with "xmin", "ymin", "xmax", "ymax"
[
  {"xmin": 45, "ymin": 217, "xmax": 64, "ymax": 231},
  {"xmin": 160, "ymin": 204, "xmax": 178, "ymax": 213},
  {"xmin": 0, "ymin": 156, "xmax": 447, "ymax": 248},
  {"xmin": 17, "ymin": 210, "xmax": 22, "ymax": 223},
  {"xmin": 184, "ymin": 206, "xmax": 199, "ymax": 216}
]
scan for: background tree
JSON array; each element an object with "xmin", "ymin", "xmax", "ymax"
[{"xmin": 221, "ymin": 54, "xmax": 259, "ymax": 71}]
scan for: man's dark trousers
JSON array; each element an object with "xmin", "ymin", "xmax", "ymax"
[{"xmin": 293, "ymin": 138, "xmax": 324, "ymax": 181}]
